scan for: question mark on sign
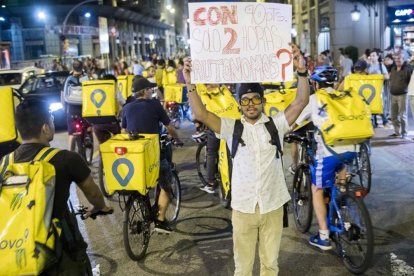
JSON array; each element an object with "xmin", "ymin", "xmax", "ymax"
[{"xmin": 276, "ymin": 48, "xmax": 293, "ymax": 81}]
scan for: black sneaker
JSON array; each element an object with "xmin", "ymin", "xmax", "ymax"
[
  {"xmin": 389, "ymin": 133, "xmax": 400, "ymax": 138},
  {"xmin": 154, "ymin": 220, "xmax": 172, "ymax": 234}
]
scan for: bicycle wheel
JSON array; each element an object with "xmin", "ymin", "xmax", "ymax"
[
  {"xmin": 165, "ymin": 171, "xmax": 181, "ymax": 222},
  {"xmin": 333, "ymin": 193, "xmax": 374, "ymax": 274},
  {"xmin": 357, "ymin": 143, "xmax": 371, "ymax": 193},
  {"xmin": 196, "ymin": 142, "xmax": 208, "ymax": 186},
  {"xmin": 123, "ymin": 194, "xmax": 151, "ymax": 261},
  {"xmin": 98, "ymin": 155, "xmax": 110, "ymax": 198},
  {"xmin": 292, "ymin": 166, "xmax": 313, "ymax": 233},
  {"xmin": 84, "ymin": 132, "xmax": 94, "ymax": 165}
]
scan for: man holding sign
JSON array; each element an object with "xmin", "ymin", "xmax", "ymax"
[
  {"xmin": 186, "ymin": 3, "xmax": 309, "ymax": 274},
  {"xmin": 184, "ymin": 43, "xmax": 308, "ymax": 275}
]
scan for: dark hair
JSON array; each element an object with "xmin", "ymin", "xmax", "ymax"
[
  {"xmin": 178, "ymin": 59, "xmax": 184, "ymax": 66},
  {"xmin": 15, "ymin": 100, "xmax": 51, "ymax": 140},
  {"xmin": 100, "ymin": 74, "xmax": 117, "ymax": 82},
  {"xmin": 167, "ymin": 59, "xmax": 176, "ymax": 69},
  {"xmin": 157, "ymin": 59, "xmax": 166, "ymax": 66},
  {"xmin": 72, "ymin": 60, "xmax": 83, "ymax": 72}
]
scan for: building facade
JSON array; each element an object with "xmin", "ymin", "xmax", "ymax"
[
  {"xmin": 0, "ymin": 0, "xmax": 190, "ymax": 68},
  {"xmin": 291, "ymin": 0, "xmax": 414, "ymax": 65}
]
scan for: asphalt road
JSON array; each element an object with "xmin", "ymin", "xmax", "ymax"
[{"xmin": 51, "ymin": 120, "xmax": 414, "ymax": 276}]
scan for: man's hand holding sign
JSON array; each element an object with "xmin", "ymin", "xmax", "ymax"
[{"xmin": 184, "ymin": 2, "xmax": 309, "ymax": 275}]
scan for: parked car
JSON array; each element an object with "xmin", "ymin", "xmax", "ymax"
[
  {"xmin": 19, "ymin": 71, "xmax": 69, "ymax": 129},
  {"xmin": 0, "ymin": 67, "xmax": 37, "ymax": 90}
]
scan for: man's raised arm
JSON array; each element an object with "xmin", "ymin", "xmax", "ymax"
[
  {"xmin": 183, "ymin": 57, "xmax": 222, "ymax": 134},
  {"xmin": 284, "ymin": 43, "xmax": 310, "ymax": 126}
]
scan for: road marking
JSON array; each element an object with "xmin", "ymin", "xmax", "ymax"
[{"xmin": 391, "ymin": 253, "xmax": 414, "ymax": 276}]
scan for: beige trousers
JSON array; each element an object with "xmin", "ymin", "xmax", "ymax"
[{"xmin": 232, "ymin": 205, "xmax": 283, "ymax": 276}]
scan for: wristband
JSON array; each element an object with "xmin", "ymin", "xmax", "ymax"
[
  {"xmin": 188, "ymin": 86, "xmax": 197, "ymax": 93},
  {"xmin": 297, "ymin": 70, "xmax": 308, "ymax": 77}
]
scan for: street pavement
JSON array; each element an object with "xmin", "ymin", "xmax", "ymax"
[{"xmin": 51, "ymin": 117, "xmax": 414, "ymax": 276}]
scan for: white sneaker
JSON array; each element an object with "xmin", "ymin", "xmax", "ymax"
[
  {"xmin": 200, "ymin": 185, "xmax": 215, "ymax": 194},
  {"xmin": 288, "ymin": 165, "xmax": 296, "ymax": 175}
]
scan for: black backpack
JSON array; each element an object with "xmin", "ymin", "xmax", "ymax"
[{"xmin": 229, "ymin": 117, "xmax": 288, "ymax": 227}]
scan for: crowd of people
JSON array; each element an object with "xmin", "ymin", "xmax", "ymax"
[
  {"xmin": 309, "ymin": 45, "xmax": 414, "ymax": 140},
  {"xmin": 2, "ymin": 40, "xmax": 413, "ymax": 275}
]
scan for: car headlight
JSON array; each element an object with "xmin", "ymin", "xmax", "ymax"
[{"xmin": 49, "ymin": 102, "xmax": 63, "ymax": 112}]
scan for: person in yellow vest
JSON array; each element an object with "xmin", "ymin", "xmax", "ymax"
[
  {"xmin": 144, "ymin": 62, "xmax": 163, "ymax": 102},
  {"xmin": 162, "ymin": 59, "xmax": 178, "ymax": 87},
  {"xmin": 155, "ymin": 59, "xmax": 165, "ymax": 88}
]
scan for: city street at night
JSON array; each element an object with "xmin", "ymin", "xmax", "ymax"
[
  {"xmin": 1, "ymin": 0, "xmax": 414, "ymax": 275},
  {"xmin": 51, "ymin": 120, "xmax": 414, "ymax": 276}
]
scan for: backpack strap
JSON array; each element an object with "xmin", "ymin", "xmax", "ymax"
[
  {"xmin": 231, "ymin": 119, "xmax": 245, "ymax": 159},
  {"xmin": 264, "ymin": 117, "xmax": 283, "ymax": 159},
  {"xmin": 0, "ymin": 154, "xmax": 11, "ymax": 184},
  {"xmin": 34, "ymin": 147, "xmax": 60, "ymax": 162}
]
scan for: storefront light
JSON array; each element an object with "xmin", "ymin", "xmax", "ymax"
[
  {"xmin": 393, "ymin": 19, "xmax": 402, "ymax": 23},
  {"xmin": 407, "ymin": 18, "xmax": 414, "ymax": 22},
  {"xmin": 351, "ymin": 5, "xmax": 361, "ymax": 22},
  {"xmin": 0, "ymin": 17, "xmax": 5, "ymax": 22}
]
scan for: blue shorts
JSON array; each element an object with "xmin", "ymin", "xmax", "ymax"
[{"xmin": 310, "ymin": 152, "xmax": 356, "ymax": 188}]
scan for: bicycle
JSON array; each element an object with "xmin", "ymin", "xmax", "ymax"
[
  {"xmin": 71, "ymin": 114, "xmax": 94, "ymax": 165},
  {"xmin": 120, "ymin": 133, "xmax": 182, "ymax": 261},
  {"xmin": 285, "ymin": 132, "xmax": 374, "ymax": 274},
  {"xmin": 348, "ymin": 142, "xmax": 371, "ymax": 194}
]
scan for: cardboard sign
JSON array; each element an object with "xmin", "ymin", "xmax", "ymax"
[{"xmin": 188, "ymin": 2, "xmax": 293, "ymax": 84}]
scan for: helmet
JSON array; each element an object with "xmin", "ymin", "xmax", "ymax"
[
  {"xmin": 310, "ymin": 66, "xmax": 338, "ymax": 84},
  {"xmin": 191, "ymin": 131, "xmax": 207, "ymax": 144}
]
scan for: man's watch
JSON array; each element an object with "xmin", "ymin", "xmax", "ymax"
[{"xmin": 297, "ymin": 70, "xmax": 308, "ymax": 77}]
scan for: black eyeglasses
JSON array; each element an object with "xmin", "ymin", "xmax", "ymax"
[{"xmin": 240, "ymin": 95, "xmax": 263, "ymax": 106}]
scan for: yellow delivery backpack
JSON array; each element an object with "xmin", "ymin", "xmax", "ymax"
[
  {"xmin": 315, "ymin": 89, "xmax": 374, "ymax": 146},
  {"xmin": 117, "ymin": 75, "xmax": 134, "ymax": 100},
  {"xmin": 196, "ymin": 84, "xmax": 240, "ymax": 206},
  {"xmin": 197, "ymin": 84, "xmax": 241, "ymax": 120},
  {"xmin": 264, "ymin": 88, "xmax": 297, "ymax": 117},
  {"xmin": 0, "ymin": 147, "xmax": 61, "ymax": 276},
  {"xmin": 82, "ymin": 80, "xmax": 118, "ymax": 124},
  {"xmin": 100, "ymin": 134, "xmax": 160, "ymax": 196},
  {"xmin": 344, "ymin": 74, "xmax": 384, "ymax": 114},
  {"xmin": 0, "ymin": 87, "xmax": 18, "ymax": 144},
  {"xmin": 164, "ymin": 83, "xmax": 186, "ymax": 103}
]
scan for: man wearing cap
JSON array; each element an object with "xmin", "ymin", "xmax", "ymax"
[
  {"xmin": 121, "ymin": 76, "xmax": 183, "ymax": 233},
  {"xmin": 183, "ymin": 43, "xmax": 309, "ymax": 275}
]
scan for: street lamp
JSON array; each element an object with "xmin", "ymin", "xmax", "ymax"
[
  {"xmin": 149, "ymin": 34, "xmax": 154, "ymax": 41},
  {"xmin": 351, "ymin": 5, "xmax": 361, "ymax": 22},
  {"xmin": 84, "ymin": 12, "xmax": 91, "ymax": 18},
  {"xmin": 0, "ymin": 17, "xmax": 5, "ymax": 22},
  {"xmin": 1, "ymin": 5, "xmax": 6, "ymax": 8},
  {"xmin": 37, "ymin": 11, "xmax": 47, "ymax": 21}
]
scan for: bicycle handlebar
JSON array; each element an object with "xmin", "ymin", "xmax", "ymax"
[
  {"xmin": 75, "ymin": 205, "xmax": 114, "ymax": 220},
  {"xmin": 284, "ymin": 133, "xmax": 308, "ymax": 144}
]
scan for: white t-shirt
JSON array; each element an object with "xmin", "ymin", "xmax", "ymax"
[
  {"xmin": 340, "ymin": 57, "xmax": 353, "ymax": 78},
  {"xmin": 217, "ymin": 112, "xmax": 291, "ymax": 214}
]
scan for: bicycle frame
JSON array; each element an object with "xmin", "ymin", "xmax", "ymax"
[{"xmin": 327, "ymin": 185, "xmax": 346, "ymax": 234}]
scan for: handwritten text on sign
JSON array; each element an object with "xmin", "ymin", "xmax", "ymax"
[{"xmin": 188, "ymin": 2, "xmax": 292, "ymax": 84}]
